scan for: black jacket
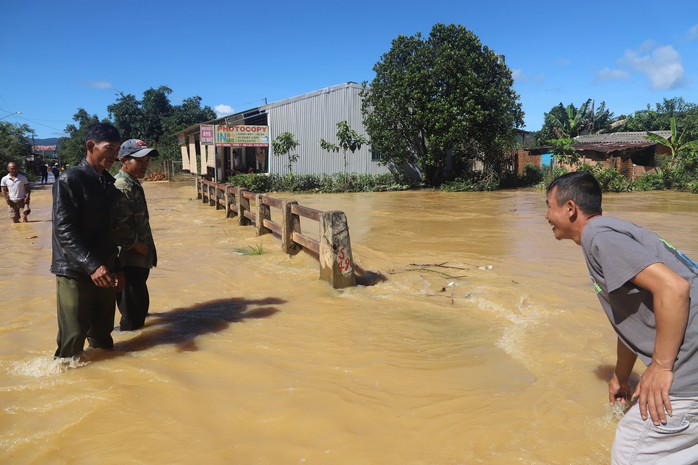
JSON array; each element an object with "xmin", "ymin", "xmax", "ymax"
[{"xmin": 50, "ymin": 158, "xmax": 120, "ymax": 280}]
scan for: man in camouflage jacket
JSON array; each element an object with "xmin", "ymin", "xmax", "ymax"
[{"xmin": 113, "ymin": 139, "xmax": 158, "ymax": 331}]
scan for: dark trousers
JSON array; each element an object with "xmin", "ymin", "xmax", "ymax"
[
  {"xmin": 55, "ymin": 276, "xmax": 116, "ymax": 358},
  {"xmin": 116, "ymin": 266, "xmax": 150, "ymax": 331}
]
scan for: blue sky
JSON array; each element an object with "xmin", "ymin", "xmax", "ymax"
[{"xmin": 1, "ymin": 0, "xmax": 697, "ymax": 140}]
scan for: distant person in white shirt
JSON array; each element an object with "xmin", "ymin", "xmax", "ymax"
[{"xmin": 1, "ymin": 162, "xmax": 31, "ymax": 223}]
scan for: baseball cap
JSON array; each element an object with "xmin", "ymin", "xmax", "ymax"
[{"xmin": 118, "ymin": 139, "xmax": 159, "ymax": 159}]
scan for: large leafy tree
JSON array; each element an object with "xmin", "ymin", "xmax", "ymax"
[
  {"xmin": 108, "ymin": 93, "xmax": 142, "ymax": 140},
  {"xmin": 158, "ymin": 95, "xmax": 216, "ymax": 162},
  {"xmin": 108, "ymin": 87, "xmax": 216, "ymax": 160},
  {"xmin": 361, "ymin": 23, "xmax": 523, "ymax": 186},
  {"xmin": 140, "ymin": 86, "xmax": 174, "ymax": 142},
  {"xmin": 0, "ymin": 122, "xmax": 34, "ymax": 170},
  {"xmin": 56, "ymin": 109, "xmax": 102, "ymax": 166}
]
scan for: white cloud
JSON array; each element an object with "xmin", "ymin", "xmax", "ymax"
[
  {"xmin": 621, "ymin": 44, "xmax": 685, "ymax": 90},
  {"xmin": 86, "ymin": 80, "xmax": 113, "ymax": 90},
  {"xmin": 511, "ymin": 68, "xmax": 527, "ymax": 82},
  {"xmin": 214, "ymin": 104, "xmax": 234, "ymax": 117},
  {"xmin": 596, "ymin": 67, "xmax": 629, "ymax": 81},
  {"xmin": 638, "ymin": 40, "xmax": 655, "ymax": 52},
  {"xmin": 688, "ymin": 24, "xmax": 698, "ymax": 40},
  {"xmin": 511, "ymin": 69, "xmax": 546, "ymax": 86}
]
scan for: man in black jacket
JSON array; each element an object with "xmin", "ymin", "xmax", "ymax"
[{"xmin": 51, "ymin": 123, "xmax": 123, "ymax": 358}]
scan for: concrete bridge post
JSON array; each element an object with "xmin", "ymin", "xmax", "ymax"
[{"xmin": 319, "ymin": 211, "xmax": 356, "ymax": 289}]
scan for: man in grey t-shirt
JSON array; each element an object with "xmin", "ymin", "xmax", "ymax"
[{"xmin": 546, "ymin": 172, "xmax": 698, "ymax": 465}]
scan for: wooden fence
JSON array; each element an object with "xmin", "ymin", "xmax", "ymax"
[{"xmin": 195, "ymin": 178, "xmax": 356, "ymax": 289}]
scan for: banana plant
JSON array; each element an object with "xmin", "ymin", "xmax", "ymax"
[{"xmin": 646, "ymin": 117, "xmax": 698, "ymax": 169}]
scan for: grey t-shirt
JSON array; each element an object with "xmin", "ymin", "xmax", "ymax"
[{"xmin": 581, "ymin": 216, "xmax": 698, "ymax": 396}]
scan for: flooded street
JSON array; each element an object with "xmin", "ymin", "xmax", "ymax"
[{"xmin": 1, "ymin": 180, "xmax": 696, "ymax": 465}]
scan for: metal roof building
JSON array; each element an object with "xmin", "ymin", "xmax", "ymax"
[{"xmin": 178, "ymin": 82, "xmax": 390, "ymax": 181}]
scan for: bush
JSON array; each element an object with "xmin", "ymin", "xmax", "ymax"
[
  {"xmin": 229, "ymin": 173, "xmax": 272, "ymax": 192},
  {"xmin": 537, "ymin": 166, "xmax": 568, "ymax": 190},
  {"xmin": 634, "ymin": 172, "xmax": 665, "ymax": 191},
  {"xmin": 521, "ymin": 163, "xmax": 543, "ymax": 186},
  {"xmin": 226, "ymin": 172, "xmax": 414, "ymax": 193},
  {"xmin": 440, "ymin": 172, "xmax": 500, "ymax": 192},
  {"xmin": 593, "ymin": 166, "xmax": 632, "ymax": 192}
]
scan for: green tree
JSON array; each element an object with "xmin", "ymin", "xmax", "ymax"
[
  {"xmin": 588, "ymin": 101, "xmax": 616, "ymax": 134},
  {"xmin": 552, "ymin": 100, "xmax": 592, "ymax": 138},
  {"xmin": 108, "ymin": 88, "xmax": 216, "ymax": 161},
  {"xmin": 537, "ymin": 100, "xmax": 617, "ymax": 144},
  {"xmin": 549, "ymin": 138, "xmax": 581, "ymax": 167},
  {"xmin": 272, "ymin": 132, "xmax": 300, "ymax": 173},
  {"xmin": 361, "ymin": 23, "xmax": 523, "ymax": 186},
  {"xmin": 159, "ymin": 96, "xmax": 216, "ymax": 162},
  {"xmin": 56, "ymin": 109, "xmax": 102, "ymax": 166},
  {"xmin": 0, "ymin": 122, "xmax": 34, "ymax": 170},
  {"xmin": 646, "ymin": 116, "xmax": 698, "ymax": 169},
  {"xmin": 619, "ymin": 97, "xmax": 698, "ymax": 140},
  {"xmin": 108, "ymin": 93, "xmax": 143, "ymax": 140},
  {"xmin": 320, "ymin": 121, "xmax": 368, "ymax": 173},
  {"xmin": 140, "ymin": 86, "xmax": 174, "ymax": 143}
]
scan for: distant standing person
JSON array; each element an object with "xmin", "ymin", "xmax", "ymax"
[
  {"xmin": 51, "ymin": 123, "xmax": 123, "ymax": 358},
  {"xmin": 51, "ymin": 164, "xmax": 60, "ymax": 181},
  {"xmin": 545, "ymin": 171, "xmax": 698, "ymax": 464},
  {"xmin": 1, "ymin": 162, "xmax": 31, "ymax": 223},
  {"xmin": 112, "ymin": 139, "xmax": 158, "ymax": 331},
  {"xmin": 39, "ymin": 163, "xmax": 48, "ymax": 185}
]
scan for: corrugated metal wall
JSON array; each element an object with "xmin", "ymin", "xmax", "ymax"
[{"xmin": 264, "ymin": 83, "xmax": 390, "ymax": 176}]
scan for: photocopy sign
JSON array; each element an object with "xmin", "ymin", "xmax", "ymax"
[
  {"xmin": 215, "ymin": 125, "xmax": 269, "ymax": 147},
  {"xmin": 200, "ymin": 124, "xmax": 215, "ymax": 145}
]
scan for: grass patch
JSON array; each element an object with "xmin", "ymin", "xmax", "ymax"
[{"xmin": 235, "ymin": 244, "xmax": 264, "ymax": 255}]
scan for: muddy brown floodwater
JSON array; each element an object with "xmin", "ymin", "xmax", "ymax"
[{"xmin": 1, "ymin": 180, "xmax": 696, "ymax": 465}]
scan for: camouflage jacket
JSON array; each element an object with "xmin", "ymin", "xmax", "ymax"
[{"xmin": 113, "ymin": 170, "xmax": 157, "ymax": 269}]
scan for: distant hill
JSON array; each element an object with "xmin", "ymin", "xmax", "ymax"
[{"xmin": 34, "ymin": 137, "xmax": 60, "ymax": 146}]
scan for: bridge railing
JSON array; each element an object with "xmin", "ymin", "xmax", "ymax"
[{"xmin": 195, "ymin": 178, "xmax": 355, "ymax": 288}]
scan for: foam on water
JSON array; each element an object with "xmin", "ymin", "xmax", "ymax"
[
  {"xmin": 472, "ymin": 291, "xmax": 555, "ymax": 367},
  {"xmin": 10, "ymin": 356, "xmax": 89, "ymax": 377},
  {"xmin": 605, "ymin": 400, "xmax": 629, "ymax": 422}
]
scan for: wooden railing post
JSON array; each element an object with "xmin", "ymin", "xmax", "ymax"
[
  {"xmin": 214, "ymin": 183, "xmax": 222, "ymax": 210},
  {"xmin": 281, "ymin": 200, "xmax": 302, "ymax": 255},
  {"xmin": 196, "ymin": 178, "xmax": 202, "ymax": 199},
  {"xmin": 237, "ymin": 188, "xmax": 250, "ymax": 226},
  {"xmin": 201, "ymin": 180, "xmax": 206, "ymax": 203},
  {"xmin": 255, "ymin": 194, "xmax": 271, "ymax": 236},
  {"xmin": 225, "ymin": 185, "xmax": 236, "ymax": 218},
  {"xmin": 208, "ymin": 183, "xmax": 216, "ymax": 207},
  {"xmin": 319, "ymin": 211, "xmax": 356, "ymax": 288}
]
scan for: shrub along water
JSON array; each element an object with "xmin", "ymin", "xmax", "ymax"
[
  {"xmin": 227, "ymin": 172, "xmax": 415, "ymax": 194},
  {"xmin": 530, "ymin": 155, "xmax": 698, "ymax": 193},
  {"xmin": 224, "ymin": 156, "xmax": 697, "ymax": 194}
]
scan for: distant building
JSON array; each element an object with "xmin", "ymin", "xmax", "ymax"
[
  {"xmin": 178, "ymin": 82, "xmax": 390, "ymax": 181},
  {"xmin": 525, "ymin": 131, "xmax": 672, "ymax": 179}
]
